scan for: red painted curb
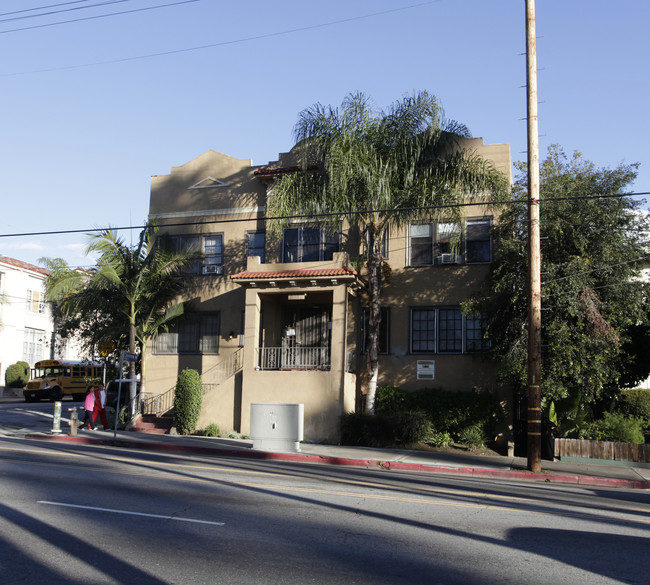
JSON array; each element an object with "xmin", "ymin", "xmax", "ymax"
[{"xmin": 22, "ymin": 433, "xmax": 650, "ymax": 490}]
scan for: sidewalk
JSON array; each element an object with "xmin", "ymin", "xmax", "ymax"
[{"xmin": 20, "ymin": 427, "xmax": 650, "ymax": 490}]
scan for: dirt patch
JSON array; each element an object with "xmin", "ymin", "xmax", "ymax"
[{"xmin": 398, "ymin": 442, "xmax": 505, "ymax": 457}]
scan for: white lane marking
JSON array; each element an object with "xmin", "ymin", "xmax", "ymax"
[{"xmin": 38, "ymin": 501, "xmax": 225, "ymax": 526}]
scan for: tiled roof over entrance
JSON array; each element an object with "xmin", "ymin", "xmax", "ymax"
[
  {"xmin": 230, "ymin": 266, "xmax": 357, "ymax": 281},
  {"xmin": 253, "ymin": 165, "xmax": 318, "ymax": 176}
]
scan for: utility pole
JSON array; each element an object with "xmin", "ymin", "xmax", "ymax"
[{"xmin": 526, "ymin": 0, "xmax": 542, "ymax": 472}]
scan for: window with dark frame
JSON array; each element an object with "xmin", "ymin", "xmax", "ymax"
[
  {"xmin": 407, "ymin": 217, "xmax": 492, "ymax": 266},
  {"xmin": 410, "ymin": 308, "xmax": 436, "ymax": 352},
  {"xmin": 202, "ymin": 235, "xmax": 223, "ymax": 274},
  {"xmin": 437, "ymin": 308, "xmax": 462, "ymax": 353},
  {"xmin": 154, "ymin": 313, "xmax": 221, "ymax": 355},
  {"xmin": 166, "ymin": 234, "xmax": 223, "ymax": 275},
  {"xmin": 246, "ymin": 232, "xmax": 266, "ymax": 263},
  {"xmin": 410, "ymin": 307, "xmax": 489, "ymax": 354},
  {"xmin": 282, "ymin": 225, "xmax": 340, "ymax": 263},
  {"xmin": 409, "ymin": 223, "xmax": 434, "ymax": 266},
  {"xmin": 465, "ymin": 314, "xmax": 491, "ymax": 351},
  {"xmin": 465, "ymin": 218, "xmax": 492, "ymax": 263}
]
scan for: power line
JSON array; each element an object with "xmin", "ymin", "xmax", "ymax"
[
  {"xmin": 0, "ymin": 191, "xmax": 646, "ymax": 240},
  {"xmin": 0, "ymin": 0, "xmax": 199, "ymax": 35},
  {"xmin": 0, "ymin": 1, "xmax": 130, "ymax": 24},
  {"xmin": 541, "ymin": 257, "xmax": 650, "ymax": 286},
  {"xmin": 1, "ymin": 1, "xmax": 440, "ymax": 76},
  {"xmin": 0, "ymin": 1, "xmax": 98, "ymax": 18}
]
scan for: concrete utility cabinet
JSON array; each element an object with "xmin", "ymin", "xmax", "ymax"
[{"xmin": 250, "ymin": 403, "xmax": 304, "ymax": 452}]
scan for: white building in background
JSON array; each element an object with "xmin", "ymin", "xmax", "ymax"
[{"xmin": 0, "ymin": 256, "xmax": 77, "ymax": 384}]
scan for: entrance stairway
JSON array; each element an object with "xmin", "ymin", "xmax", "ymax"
[{"xmin": 131, "ymin": 413, "xmax": 174, "ymax": 435}]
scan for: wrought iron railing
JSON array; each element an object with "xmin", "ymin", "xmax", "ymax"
[
  {"xmin": 201, "ymin": 348, "xmax": 243, "ymax": 387},
  {"xmin": 256, "ymin": 346, "xmax": 330, "ymax": 370},
  {"xmin": 140, "ymin": 348, "xmax": 244, "ymax": 415},
  {"xmin": 140, "ymin": 388, "xmax": 174, "ymax": 416}
]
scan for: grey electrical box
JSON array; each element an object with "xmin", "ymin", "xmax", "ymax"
[{"xmin": 250, "ymin": 403, "xmax": 304, "ymax": 452}]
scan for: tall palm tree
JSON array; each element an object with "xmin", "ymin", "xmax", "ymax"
[
  {"xmin": 267, "ymin": 91, "xmax": 510, "ymax": 413},
  {"xmin": 43, "ymin": 223, "xmax": 193, "ymax": 410}
]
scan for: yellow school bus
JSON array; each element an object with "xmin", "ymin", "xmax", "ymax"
[{"xmin": 23, "ymin": 359, "xmax": 104, "ymax": 402}]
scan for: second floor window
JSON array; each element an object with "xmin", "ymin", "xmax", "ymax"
[
  {"xmin": 168, "ymin": 234, "xmax": 223, "ymax": 275},
  {"xmin": 408, "ymin": 217, "xmax": 492, "ymax": 266},
  {"xmin": 202, "ymin": 235, "xmax": 223, "ymax": 274},
  {"xmin": 465, "ymin": 218, "xmax": 492, "ymax": 263},
  {"xmin": 246, "ymin": 232, "xmax": 266, "ymax": 263},
  {"xmin": 26, "ymin": 289, "xmax": 46, "ymax": 313},
  {"xmin": 283, "ymin": 225, "xmax": 339, "ymax": 263}
]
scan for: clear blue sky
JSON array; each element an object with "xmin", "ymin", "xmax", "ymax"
[{"xmin": 1, "ymin": 0, "xmax": 648, "ymax": 268}]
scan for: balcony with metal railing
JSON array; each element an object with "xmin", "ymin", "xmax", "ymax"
[{"xmin": 256, "ymin": 346, "xmax": 330, "ymax": 371}]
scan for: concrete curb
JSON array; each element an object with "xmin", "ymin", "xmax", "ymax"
[{"xmin": 24, "ymin": 433, "xmax": 650, "ymax": 490}]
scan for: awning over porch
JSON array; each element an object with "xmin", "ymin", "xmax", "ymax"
[{"xmin": 230, "ymin": 266, "xmax": 358, "ymax": 288}]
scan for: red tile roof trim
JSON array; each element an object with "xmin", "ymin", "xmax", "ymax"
[
  {"xmin": 0, "ymin": 255, "xmax": 50, "ymax": 276},
  {"xmin": 230, "ymin": 266, "xmax": 357, "ymax": 280},
  {"xmin": 253, "ymin": 165, "xmax": 319, "ymax": 176}
]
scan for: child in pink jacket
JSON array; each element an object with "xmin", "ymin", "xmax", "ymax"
[{"xmin": 82, "ymin": 387, "xmax": 96, "ymax": 430}]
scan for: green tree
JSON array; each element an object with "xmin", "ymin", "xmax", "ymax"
[
  {"xmin": 267, "ymin": 91, "xmax": 509, "ymax": 413},
  {"xmin": 174, "ymin": 368, "xmax": 202, "ymax": 435},
  {"xmin": 471, "ymin": 145, "xmax": 649, "ymax": 429},
  {"xmin": 42, "ymin": 223, "xmax": 194, "ymax": 407},
  {"xmin": 5, "ymin": 361, "xmax": 30, "ymax": 388}
]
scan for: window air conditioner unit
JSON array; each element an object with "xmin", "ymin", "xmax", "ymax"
[
  {"xmin": 438, "ymin": 254, "xmax": 463, "ymax": 265},
  {"xmin": 203, "ymin": 265, "xmax": 222, "ymax": 275},
  {"xmin": 438, "ymin": 253, "xmax": 454, "ymax": 265}
]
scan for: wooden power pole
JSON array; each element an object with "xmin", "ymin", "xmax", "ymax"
[{"xmin": 526, "ymin": 0, "xmax": 542, "ymax": 473}]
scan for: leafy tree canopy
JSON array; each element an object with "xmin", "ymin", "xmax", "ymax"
[
  {"xmin": 42, "ymin": 223, "xmax": 194, "ymax": 395},
  {"xmin": 470, "ymin": 145, "xmax": 649, "ymax": 425},
  {"xmin": 267, "ymin": 91, "xmax": 510, "ymax": 413}
]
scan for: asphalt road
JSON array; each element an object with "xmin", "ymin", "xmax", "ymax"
[
  {"xmin": 0, "ymin": 436, "xmax": 649, "ymax": 584},
  {"xmin": 0, "ymin": 396, "xmax": 88, "ymax": 436}
]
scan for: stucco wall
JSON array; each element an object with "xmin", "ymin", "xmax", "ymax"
[{"xmin": 240, "ymin": 369, "xmax": 352, "ymax": 442}]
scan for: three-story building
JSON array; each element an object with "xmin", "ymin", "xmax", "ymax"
[{"xmin": 146, "ymin": 138, "xmax": 511, "ymax": 441}]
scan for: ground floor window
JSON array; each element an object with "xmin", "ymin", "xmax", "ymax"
[
  {"xmin": 154, "ymin": 313, "xmax": 220, "ymax": 354},
  {"xmin": 410, "ymin": 307, "xmax": 488, "ymax": 354}
]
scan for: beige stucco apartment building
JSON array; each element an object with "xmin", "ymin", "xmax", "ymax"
[{"xmin": 146, "ymin": 138, "xmax": 512, "ymax": 442}]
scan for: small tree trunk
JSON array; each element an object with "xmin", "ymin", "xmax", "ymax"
[
  {"xmin": 139, "ymin": 339, "xmax": 147, "ymax": 397},
  {"xmin": 365, "ymin": 227, "xmax": 383, "ymax": 414},
  {"xmin": 129, "ymin": 318, "xmax": 137, "ymax": 417}
]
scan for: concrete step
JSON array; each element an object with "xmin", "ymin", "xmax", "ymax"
[
  {"xmin": 132, "ymin": 414, "xmax": 174, "ymax": 435},
  {"xmin": 0, "ymin": 386, "xmax": 24, "ymax": 398}
]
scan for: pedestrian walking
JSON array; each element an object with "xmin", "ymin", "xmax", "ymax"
[
  {"xmin": 82, "ymin": 387, "xmax": 96, "ymax": 430},
  {"xmin": 92, "ymin": 383, "xmax": 110, "ymax": 430}
]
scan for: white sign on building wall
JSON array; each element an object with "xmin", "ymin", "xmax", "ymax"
[{"xmin": 417, "ymin": 360, "xmax": 435, "ymax": 380}]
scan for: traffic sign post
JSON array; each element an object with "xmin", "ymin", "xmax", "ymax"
[
  {"xmin": 98, "ymin": 342, "xmax": 115, "ymax": 385},
  {"xmin": 118, "ymin": 351, "xmax": 139, "ymax": 422}
]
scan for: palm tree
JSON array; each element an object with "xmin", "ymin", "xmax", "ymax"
[
  {"xmin": 43, "ymin": 223, "xmax": 194, "ymax": 410},
  {"xmin": 267, "ymin": 91, "xmax": 510, "ymax": 413}
]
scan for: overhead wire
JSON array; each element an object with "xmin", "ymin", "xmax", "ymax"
[
  {"xmin": 0, "ymin": 190, "xmax": 647, "ymax": 240},
  {"xmin": 0, "ymin": 1, "xmax": 130, "ymax": 23},
  {"xmin": 0, "ymin": 1, "xmax": 99, "ymax": 17},
  {"xmin": 0, "ymin": 1, "xmax": 441, "ymax": 75},
  {"xmin": 0, "ymin": 0, "xmax": 199, "ymax": 35}
]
